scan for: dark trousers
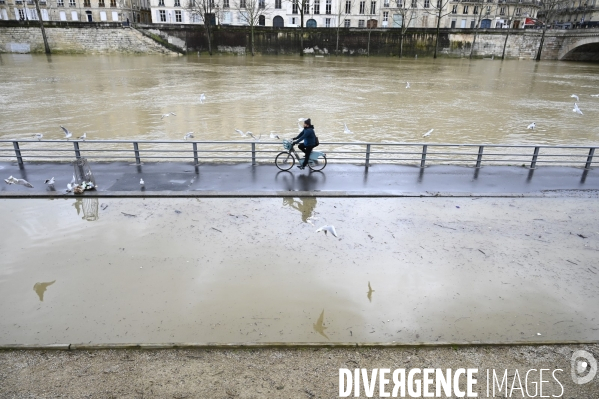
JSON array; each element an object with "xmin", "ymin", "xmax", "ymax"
[{"xmin": 298, "ymin": 143, "xmax": 315, "ymax": 167}]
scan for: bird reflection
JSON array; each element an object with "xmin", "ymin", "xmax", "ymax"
[
  {"xmin": 367, "ymin": 282, "xmax": 375, "ymax": 302},
  {"xmin": 73, "ymin": 198, "xmax": 82, "ymax": 216},
  {"xmin": 313, "ymin": 309, "xmax": 329, "ymax": 340},
  {"xmin": 33, "ymin": 280, "xmax": 56, "ymax": 301},
  {"xmin": 283, "ymin": 197, "xmax": 317, "ymax": 223}
]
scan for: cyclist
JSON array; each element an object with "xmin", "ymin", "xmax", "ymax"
[{"xmin": 292, "ymin": 118, "xmax": 317, "ymax": 170}]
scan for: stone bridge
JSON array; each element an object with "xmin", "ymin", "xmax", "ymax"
[{"xmin": 557, "ymin": 30, "xmax": 599, "ymax": 61}]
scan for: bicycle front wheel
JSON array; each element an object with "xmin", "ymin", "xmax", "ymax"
[
  {"xmin": 275, "ymin": 151, "xmax": 295, "ymax": 171},
  {"xmin": 308, "ymin": 154, "xmax": 327, "ymax": 171}
]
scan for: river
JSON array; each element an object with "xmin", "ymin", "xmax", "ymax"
[{"xmin": 1, "ymin": 54, "xmax": 598, "ymax": 145}]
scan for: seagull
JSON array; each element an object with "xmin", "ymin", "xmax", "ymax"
[
  {"xmin": 247, "ymin": 132, "xmax": 261, "ymax": 140},
  {"xmin": 66, "ymin": 183, "xmax": 73, "ymax": 193},
  {"xmin": 367, "ymin": 281, "xmax": 375, "ymax": 302},
  {"xmin": 199, "ymin": 93, "xmax": 206, "ymax": 104},
  {"xmin": 573, "ymin": 103, "xmax": 583, "ymax": 115},
  {"xmin": 406, "ymin": 82, "xmax": 410, "ymax": 89},
  {"xmin": 34, "ymin": 133, "xmax": 43, "ymax": 141},
  {"xmin": 316, "ymin": 225, "xmax": 337, "ymax": 237},
  {"xmin": 140, "ymin": 178, "xmax": 145, "ymax": 186},
  {"xmin": 78, "ymin": 133, "xmax": 86, "ymax": 140},
  {"xmin": 591, "ymin": 94, "xmax": 599, "ymax": 97},
  {"xmin": 343, "ymin": 122, "xmax": 353, "ymax": 134},
  {"xmin": 298, "ymin": 118, "xmax": 305, "ymax": 122},
  {"xmin": 60, "ymin": 125, "xmax": 72, "ymax": 140},
  {"xmin": 184, "ymin": 132, "xmax": 194, "ymax": 140},
  {"xmin": 4, "ymin": 176, "xmax": 33, "ymax": 188},
  {"xmin": 33, "ymin": 280, "xmax": 56, "ymax": 302},
  {"xmin": 298, "ymin": 122, "xmax": 304, "ymax": 133},
  {"xmin": 235, "ymin": 129, "xmax": 248, "ymax": 137},
  {"xmin": 161, "ymin": 112, "xmax": 176, "ymax": 119},
  {"xmin": 423, "ymin": 129, "xmax": 434, "ymax": 137},
  {"xmin": 313, "ymin": 309, "xmax": 329, "ymax": 340},
  {"xmin": 527, "ymin": 122, "xmax": 536, "ymax": 130},
  {"xmin": 269, "ymin": 132, "xmax": 280, "ymax": 139},
  {"xmin": 70, "ymin": 174, "xmax": 76, "ymax": 185},
  {"xmin": 571, "ymin": 94, "xmax": 579, "ymax": 102},
  {"xmin": 44, "ymin": 177, "xmax": 55, "ymax": 186}
]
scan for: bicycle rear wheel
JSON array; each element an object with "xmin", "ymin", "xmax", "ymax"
[
  {"xmin": 308, "ymin": 154, "xmax": 327, "ymax": 171},
  {"xmin": 275, "ymin": 151, "xmax": 295, "ymax": 171}
]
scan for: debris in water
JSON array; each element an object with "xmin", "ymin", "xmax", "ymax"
[{"xmin": 121, "ymin": 212, "xmax": 137, "ymax": 217}]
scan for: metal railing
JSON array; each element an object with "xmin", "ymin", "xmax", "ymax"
[{"xmin": 0, "ymin": 139, "xmax": 596, "ymax": 170}]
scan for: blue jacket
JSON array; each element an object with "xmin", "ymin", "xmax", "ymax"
[{"xmin": 294, "ymin": 127, "xmax": 317, "ymax": 147}]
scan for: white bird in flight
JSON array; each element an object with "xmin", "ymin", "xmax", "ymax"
[
  {"xmin": 573, "ymin": 103, "xmax": 583, "ymax": 115},
  {"xmin": 270, "ymin": 132, "xmax": 280, "ymax": 139},
  {"xmin": 298, "ymin": 118, "xmax": 305, "ymax": 122},
  {"xmin": 423, "ymin": 129, "xmax": 434, "ymax": 137},
  {"xmin": 184, "ymin": 132, "xmax": 194, "ymax": 140},
  {"xmin": 297, "ymin": 122, "xmax": 304, "ymax": 133},
  {"xmin": 161, "ymin": 112, "xmax": 176, "ymax": 119},
  {"xmin": 34, "ymin": 133, "xmax": 43, "ymax": 141},
  {"xmin": 527, "ymin": 122, "xmax": 536, "ymax": 130},
  {"xmin": 406, "ymin": 82, "xmax": 410, "ymax": 89},
  {"xmin": 4, "ymin": 176, "xmax": 34, "ymax": 188},
  {"xmin": 343, "ymin": 123, "xmax": 353, "ymax": 134},
  {"xmin": 70, "ymin": 174, "xmax": 76, "ymax": 186},
  {"xmin": 44, "ymin": 177, "xmax": 55, "ymax": 186},
  {"xmin": 316, "ymin": 225, "xmax": 338, "ymax": 237},
  {"xmin": 591, "ymin": 94, "xmax": 599, "ymax": 97},
  {"xmin": 60, "ymin": 126, "xmax": 72, "ymax": 140},
  {"xmin": 571, "ymin": 94, "xmax": 579, "ymax": 102},
  {"xmin": 199, "ymin": 93, "xmax": 206, "ymax": 104},
  {"xmin": 235, "ymin": 129, "xmax": 260, "ymax": 140},
  {"xmin": 78, "ymin": 133, "xmax": 86, "ymax": 140}
]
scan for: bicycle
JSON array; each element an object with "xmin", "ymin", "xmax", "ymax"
[{"xmin": 275, "ymin": 139, "xmax": 327, "ymax": 172}]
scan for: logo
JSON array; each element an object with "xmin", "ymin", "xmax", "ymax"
[{"xmin": 571, "ymin": 350, "xmax": 597, "ymax": 385}]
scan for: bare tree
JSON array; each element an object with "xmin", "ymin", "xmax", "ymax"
[
  {"xmin": 334, "ymin": 0, "xmax": 355, "ymax": 54},
  {"xmin": 187, "ymin": 0, "xmax": 221, "ymax": 55},
  {"xmin": 392, "ymin": 0, "xmax": 418, "ymax": 57},
  {"xmin": 424, "ymin": 0, "xmax": 453, "ymax": 58},
  {"xmin": 532, "ymin": 0, "xmax": 567, "ymax": 60},
  {"xmin": 32, "ymin": 0, "xmax": 51, "ymax": 54},
  {"xmin": 498, "ymin": 1, "xmax": 535, "ymax": 59},
  {"xmin": 469, "ymin": 0, "xmax": 496, "ymax": 59},
  {"xmin": 235, "ymin": 0, "xmax": 271, "ymax": 55},
  {"xmin": 290, "ymin": 0, "xmax": 311, "ymax": 55}
]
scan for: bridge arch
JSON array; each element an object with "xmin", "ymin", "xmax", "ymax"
[{"xmin": 558, "ymin": 35, "xmax": 599, "ymax": 61}]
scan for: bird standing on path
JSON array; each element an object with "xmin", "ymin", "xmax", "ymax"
[
  {"xmin": 527, "ymin": 122, "xmax": 536, "ymax": 130},
  {"xmin": 423, "ymin": 129, "xmax": 434, "ymax": 137},
  {"xmin": 140, "ymin": 178, "xmax": 145, "ymax": 187},
  {"xmin": 316, "ymin": 225, "xmax": 338, "ymax": 237},
  {"xmin": 44, "ymin": 177, "xmax": 55, "ymax": 187},
  {"xmin": 60, "ymin": 126, "xmax": 72, "ymax": 140}
]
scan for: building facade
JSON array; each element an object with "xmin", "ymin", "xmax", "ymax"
[{"xmin": 0, "ymin": 0, "xmax": 151, "ymax": 23}]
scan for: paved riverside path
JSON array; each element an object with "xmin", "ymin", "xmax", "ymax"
[{"xmin": 0, "ymin": 161, "xmax": 598, "ymax": 196}]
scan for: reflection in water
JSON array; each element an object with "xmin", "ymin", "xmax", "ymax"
[
  {"xmin": 313, "ymin": 309, "xmax": 329, "ymax": 340},
  {"xmin": 73, "ymin": 198, "xmax": 99, "ymax": 221},
  {"xmin": 283, "ymin": 197, "xmax": 317, "ymax": 223},
  {"xmin": 367, "ymin": 282, "xmax": 375, "ymax": 302},
  {"xmin": 33, "ymin": 280, "xmax": 55, "ymax": 301}
]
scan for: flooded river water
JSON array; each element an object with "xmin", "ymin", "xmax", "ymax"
[{"xmin": 1, "ymin": 54, "xmax": 599, "ymax": 145}]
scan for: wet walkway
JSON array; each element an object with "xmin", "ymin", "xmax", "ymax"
[{"xmin": 1, "ymin": 162, "xmax": 597, "ymax": 197}]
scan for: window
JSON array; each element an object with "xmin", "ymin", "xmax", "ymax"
[
  {"xmin": 100, "ymin": 10, "xmax": 106, "ymax": 19},
  {"xmin": 240, "ymin": 0, "xmax": 245, "ymax": 7},
  {"xmin": 159, "ymin": 9, "xmax": 166, "ymax": 21},
  {"xmin": 158, "ymin": 0, "xmax": 164, "ymax": 4},
  {"xmin": 463, "ymin": 5, "xmax": 468, "ymax": 13},
  {"xmin": 98, "ymin": 0, "xmax": 104, "ymax": 6},
  {"xmin": 424, "ymin": 0, "xmax": 429, "ymax": 7},
  {"xmin": 275, "ymin": 0, "xmax": 281, "ymax": 8},
  {"xmin": 344, "ymin": 18, "xmax": 350, "ymax": 26},
  {"xmin": 485, "ymin": 6, "xmax": 490, "ymax": 14},
  {"xmin": 436, "ymin": 0, "xmax": 440, "ymax": 7},
  {"xmin": 358, "ymin": 19, "xmax": 364, "ymax": 26},
  {"xmin": 291, "ymin": 16, "xmax": 296, "ymax": 24},
  {"xmin": 451, "ymin": 4, "xmax": 457, "ymax": 13},
  {"xmin": 383, "ymin": 0, "xmax": 389, "ymax": 6},
  {"xmin": 515, "ymin": 7, "xmax": 521, "ymax": 15},
  {"xmin": 326, "ymin": 0, "xmax": 331, "ymax": 13},
  {"xmin": 450, "ymin": 18, "xmax": 456, "ymax": 27},
  {"xmin": 83, "ymin": 0, "xmax": 90, "ymax": 6},
  {"xmin": 175, "ymin": 9, "xmax": 181, "ymax": 21},
  {"xmin": 359, "ymin": 0, "xmax": 365, "ymax": 13},
  {"xmin": 314, "ymin": 0, "xmax": 319, "ymax": 13},
  {"xmin": 59, "ymin": 10, "xmax": 66, "ymax": 19},
  {"xmin": 472, "ymin": 5, "xmax": 478, "ymax": 14},
  {"xmin": 71, "ymin": 10, "xmax": 78, "ymax": 19},
  {"xmin": 69, "ymin": 0, "xmax": 75, "ymax": 6},
  {"xmin": 57, "ymin": 0, "xmax": 64, "ymax": 5},
  {"xmin": 422, "ymin": 15, "xmax": 427, "ymax": 25},
  {"xmin": 499, "ymin": 6, "xmax": 505, "ymax": 14},
  {"xmin": 397, "ymin": 0, "xmax": 402, "ymax": 6},
  {"xmin": 110, "ymin": 0, "xmax": 116, "ymax": 6},
  {"xmin": 18, "ymin": 8, "xmax": 25, "ymax": 18},
  {"xmin": 383, "ymin": 10, "xmax": 388, "ymax": 20},
  {"xmin": 304, "ymin": 1, "xmax": 309, "ymax": 13},
  {"xmin": 470, "ymin": 19, "xmax": 474, "ymax": 27},
  {"xmin": 292, "ymin": 0, "xmax": 298, "ymax": 13},
  {"xmin": 258, "ymin": 0, "xmax": 264, "ymax": 7},
  {"xmin": 345, "ymin": 0, "xmax": 351, "ymax": 13},
  {"xmin": 174, "ymin": 0, "xmax": 179, "ymax": 5},
  {"xmin": 410, "ymin": 0, "xmax": 416, "ymax": 7},
  {"xmin": 223, "ymin": 0, "xmax": 229, "ymax": 6},
  {"xmin": 112, "ymin": 10, "xmax": 118, "ymax": 20},
  {"xmin": 370, "ymin": 1, "xmax": 375, "ymax": 14},
  {"xmin": 325, "ymin": 17, "xmax": 330, "ymax": 26}
]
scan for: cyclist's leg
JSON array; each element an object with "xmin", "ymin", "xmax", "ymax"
[
  {"xmin": 302, "ymin": 146, "xmax": 314, "ymax": 167},
  {"xmin": 298, "ymin": 143, "xmax": 307, "ymax": 155}
]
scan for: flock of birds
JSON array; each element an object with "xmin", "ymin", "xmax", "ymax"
[
  {"xmin": 527, "ymin": 93, "xmax": 588, "ymax": 130},
  {"xmin": 4, "ymin": 173, "xmax": 76, "ymax": 191}
]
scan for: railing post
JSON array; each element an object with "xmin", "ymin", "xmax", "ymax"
[
  {"xmin": 133, "ymin": 142, "xmax": 141, "ymax": 165},
  {"xmin": 251, "ymin": 142, "xmax": 256, "ymax": 166},
  {"xmin": 193, "ymin": 142, "xmax": 199, "ymax": 165},
  {"xmin": 476, "ymin": 145, "xmax": 484, "ymax": 168},
  {"xmin": 530, "ymin": 146, "xmax": 540, "ymax": 169},
  {"xmin": 365, "ymin": 144, "xmax": 371, "ymax": 167},
  {"xmin": 420, "ymin": 145, "xmax": 427, "ymax": 168},
  {"xmin": 584, "ymin": 147, "xmax": 595, "ymax": 170},
  {"xmin": 13, "ymin": 141, "xmax": 23, "ymax": 167},
  {"xmin": 73, "ymin": 141, "xmax": 81, "ymax": 159}
]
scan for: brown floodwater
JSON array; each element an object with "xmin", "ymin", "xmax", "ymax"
[
  {"xmin": 0, "ymin": 197, "xmax": 597, "ymax": 345},
  {"xmin": 1, "ymin": 54, "xmax": 599, "ymax": 146}
]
